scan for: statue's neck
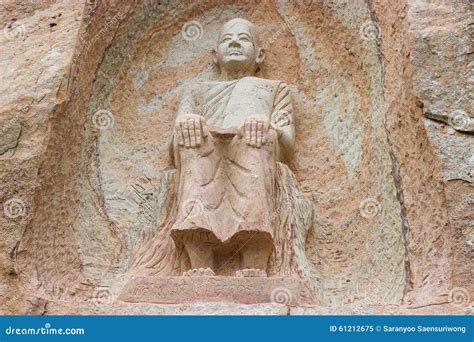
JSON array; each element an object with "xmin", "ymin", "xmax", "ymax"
[{"xmin": 219, "ymin": 67, "xmax": 256, "ymax": 81}]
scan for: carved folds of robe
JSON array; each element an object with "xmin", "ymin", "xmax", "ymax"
[
  {"xmin": 129, "ymin": 76, "xmax": 313, "ymax": 277},
  {"xmin": 170, "ymin": 77, "xmax": 293, "ymax": 245}
]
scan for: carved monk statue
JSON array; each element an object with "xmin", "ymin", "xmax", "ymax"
[{"xmin": 129, "ymin": 18, "xmax": 313, "ymax": 279}]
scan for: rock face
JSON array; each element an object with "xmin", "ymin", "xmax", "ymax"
[
  {"xmin": 407, "ymin": 0, "xmax": 473, "ymax": 305},
  {"xmin": 0, "ymin": 0, "xmax": 84, "ymax": 314},
  {"xmin": 0, "ymin": 0, "xmax": 471, "ymax": 315}
]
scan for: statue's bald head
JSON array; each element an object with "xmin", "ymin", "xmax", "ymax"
[
  {"xmin": 213, "ymin": 18, "xmax": 264, "ymax": 79},
  {"xmin": 217, "ymin": 18, "xmax": 260, "ymax": 48}
]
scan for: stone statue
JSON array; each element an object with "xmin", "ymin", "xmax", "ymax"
[
  {"xmin": 171, "ymin": 18, "xmax": 298, "ymax": 278},
  {"xmin": 127, "ymin": 18, "xmax": 313, "ymax": 282}
]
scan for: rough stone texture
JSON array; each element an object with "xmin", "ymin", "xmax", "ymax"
[
  {"xmin": 26, "ymin": 301, "xmax": 474, "ymax": 316},
  {"xmin": 407, "ymin": 0, "xmax": 473, "ymax": 302},
  {"xmin": 0, "ymin": 0, "xmax": 471, "ymax": 315},
  {"xmin": 118, "ymin": 276, "xmax": 315, "ymax": 305},
  {"xmin": 0, "ymin": 0, "xmax": 84, "ymax": 314},
  {"xmin": 43, "ymin": 302, "xmax": 291, "ymax": 316},
  {"xmin": 408, "ymin": 0, "xmax": 473, "ymax": 132}
]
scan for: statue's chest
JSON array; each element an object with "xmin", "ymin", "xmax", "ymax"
[{"xmin": 201, "ymin": 80, "xmax": 278, "ymax": 128}]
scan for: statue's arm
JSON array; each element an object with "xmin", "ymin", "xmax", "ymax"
[
  {"xmin": 271, "ymin": 82, "xmax": 296, "ymax": 157},
  {"xmin": 169, "ymin": 83, "xmax": 203, "ymax": 160},
  {"xmin": 176, "ymin": 82, "xmax": 197, "ymax": 118}
]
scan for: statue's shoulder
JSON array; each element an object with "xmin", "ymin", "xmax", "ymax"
[
  {"xmin": 244, "ymin": 76, "xmax": 283, "ymax": 86},
  {"xmin": 243, "ymin": 76, "xmax": 291, "ymax": 91},
  {"xmin": 180, "ymin": 79, "xmax": 232, "ymax": 92},
  {"xmin": 179, "ymin": 78, "xmax": 293, "ymax": 94},
  {"xmin": 177, "ymin": 80, "xmax": 208, "ymax": 100}
]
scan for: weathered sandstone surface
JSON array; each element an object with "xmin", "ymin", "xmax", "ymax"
[{"xmin": 0, "ymin": 0, "xmax": 471, "ymax": 315}]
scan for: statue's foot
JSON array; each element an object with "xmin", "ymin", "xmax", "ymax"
[
  {"xmin": 235, "ymin": 268, "xmax": 267, "ymax": 277},
  {"xmin": 182, "ymin": 267, "xmax": 215, "ymax": 277}
]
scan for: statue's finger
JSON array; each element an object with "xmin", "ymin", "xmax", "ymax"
[
  {"xmin": 175, "ymin": 117, "xmax": 183, "ymax": 129},
  {"xmin": 261, "ymin": 121, "xmax": 268, "ymax": 145},
  {"xmin": 199, "ymin": 116, "xmax": 209, "ymax": 137},
  {"xmin": 251, "ymin": 120, "xmax": 257, "ymax": 146},
  {"xmin": 263, "ymin": 119, "xmax": 270, "ymax": 135},
  {"xmin": 177, "ymin": 123, "xmax": 186, "ymax": 146},
  {"xmin": 279, "ymin": 117, "xmax": 290, "ymax": 126},
  {"xmin": 181, "ymin": 121, "xmax": 190, "ymax": 147},
  {"xmin": 195, "ymin": 118, "xmax": 202, "ymax": 146},
  {"xmin": 257, "ymin": 121, "xmax": 263, "ymax": 146},
  {"xmin": 189, "ymin": 119, "xmax": 196, "ymax": 147},
  {"xmin": 176, "ymin": 122, "xmax": 185, "ymax": 146},
  {"xmin": 237, "ymin": 123, "xmax": 244, "ymax": 138},
  {"xmin": 177, "ymin": 131, "xmax": 184, "ymax": 146},
  {"xmin": 245, "ymin": 120, "xmax": 251, "ymax": 144},
  {"xmin": 263, "ymin": 120, "xmax": 270, "ymax": 144}
]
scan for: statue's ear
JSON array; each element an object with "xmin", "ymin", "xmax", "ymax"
[
  {"xmin": 256, "ymin": 47, "xmax": 265, "ymax": 65},
  {"xmin": 212, "ymin": 48, "xmax": 218, "ymax": 65}
]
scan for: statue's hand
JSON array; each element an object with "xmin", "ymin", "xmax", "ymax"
[
  {"xmin": 239, "ymin": 115, "xmax": 270, "ymax": 148},
  {"xmin": 175, "ymin": 114, "xmax": 206, "ymax": 148}
]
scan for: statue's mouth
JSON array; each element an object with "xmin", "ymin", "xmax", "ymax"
[{"xmin": 228, "ymin": 49, "xmax": 242, "ymax": 55}]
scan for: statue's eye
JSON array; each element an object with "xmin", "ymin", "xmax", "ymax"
[{"xmin": 239, "ymin": 36, "xmax": 250, "ymax": 42}]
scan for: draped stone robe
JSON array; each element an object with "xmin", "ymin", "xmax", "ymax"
[
  {"xmin": 170, "ymin": 76, "xmax": 293, "ymax": 244},
  {"xmin": 128, "ymin": 77, "xmax": 313, "ymax": 277}
]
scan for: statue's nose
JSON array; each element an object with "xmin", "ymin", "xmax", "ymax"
[{"xmin": 229, "ymin": 36, "xmax": 241, "ymax": 47}]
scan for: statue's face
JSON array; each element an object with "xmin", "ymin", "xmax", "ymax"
[{"xmin": 215, "ymin": 22, "xmax": 259, "ymax": 73}]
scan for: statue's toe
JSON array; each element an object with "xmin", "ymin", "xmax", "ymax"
[
  {"xmin": 235, "ymin": 268, "xmax": 267, "ymax": 277},
  {"xmin": 182, "ymin": 267, "xmax": 215, "ymax": 277}
]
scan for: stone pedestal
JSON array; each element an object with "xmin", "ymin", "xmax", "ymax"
[{"xmin": 118, "ymin": 276, "xmax": 316, "ymax": 306}]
